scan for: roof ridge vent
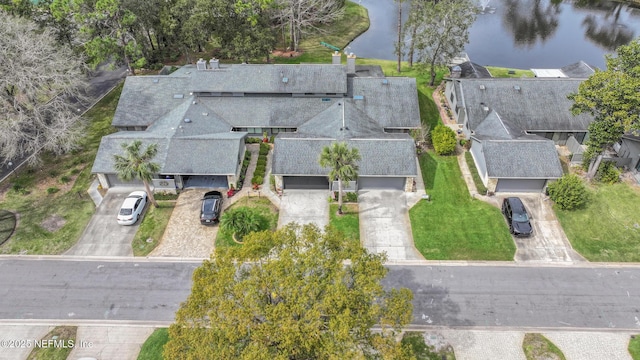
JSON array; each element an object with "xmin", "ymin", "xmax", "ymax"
[
  {"xmin": 513, "ymin": 85, "xmax": 521, "ymax": 92},
  {"xmin": 479, "ymin": 84, "xmax": 485, "ymax": 90}
]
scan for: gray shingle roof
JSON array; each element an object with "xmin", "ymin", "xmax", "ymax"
[
  {"xmin": 455, "ymin": 78, "xmax": 594, "ymax": 131},
  {"xmin": 98, "ymin": 62, "xmax": 420, "ymax": 179},
  {"xmin": 483, "ymin": 140, "xmax": 563, "ymax": 178},
  {"xmin": 190, "ymin": 64, "xmax": 347, "ymax": 94},
  {"xmin": 197, "ymin": 97, "xmax": 334, "ymax": 127},
  {"xmin": 163, "ymin": 136, "xmax": 243, "ymax": 175},
  {"xmin": 272, "ymin": 135, "xmax": 417, "ymax": 177},
  {"xmin": 297, "ymin": 101, "xmax": 384, "ymax": 139},
  {"xmin": 112, "ymin": 76, "xmax": 191, "ymax": 127},
  {"xmin": 472, "ymin": 110, "xmax": 526, "ymax": 140},
  {"xmin": 91, "ymin": 134, "xmax": 170, "ymax": 174},
  {"xmin": 351, "ymin": 78, "xmax": 421, "ymax": 129},
  {"xmin": 560, "ymin": 61, "xmax": 597, "ymax": 78}
]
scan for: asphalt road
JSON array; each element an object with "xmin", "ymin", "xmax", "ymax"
[{"xmin": 0, "ymin": 258, "xmax": 639, "ymax": 331}]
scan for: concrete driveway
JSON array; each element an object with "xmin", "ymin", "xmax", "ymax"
[
  {"xmin": 150, "ymin": 189, "xmax": 216, "ymax": 258},
  {"xmin": 66, "ymin": 189, "xmax": 144, "ymax": 256},
  {"xmin": 499, "ymin": 194, "xmax": 586, "ymax": 263},
  {"xmin": 277, "ymin": 190, "xmax": 329, "ymax": 229},
  {"xmin": 359, "ymin": 190, "xmax": 424, "ymax": 261}
]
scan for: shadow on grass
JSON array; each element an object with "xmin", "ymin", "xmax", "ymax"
[
  {"xmin": 420, "ymin": 152, "xmax": 438, "ymax": 191},
  {"xmin": 0, "ymin": 210, "xmax": 17, "ymax": 245}
]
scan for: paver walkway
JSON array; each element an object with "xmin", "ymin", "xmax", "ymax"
[{"xmin": 150, "ymin": 189, "xmax": 216, "ymax": 258}]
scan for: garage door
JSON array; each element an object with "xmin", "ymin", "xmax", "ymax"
[
  {"xmin": 106, "ymin": 174, "xmax": 143, "ymax": 187},
  {"xmin": 183, "ymin": 175, "xmax": 228, "ymax": 188},
  {"xmin": 358, "ymin": 177, "xmax": 405, "ymax": 190},
  {"xmin": 283, "ymin": 176, "xmax": 329, "ymax": 190},
  {"xmin": 495, "ymin": 179, "xmax": 546, "ymax": 193}
]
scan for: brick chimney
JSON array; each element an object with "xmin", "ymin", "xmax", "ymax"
[
  {"xmin": 332, "ymin": 51, "xmax": 341, "ymax": 65},
  {"xmin": 347, "ymin": 53, "xmax": 356, "ymax": 74}
]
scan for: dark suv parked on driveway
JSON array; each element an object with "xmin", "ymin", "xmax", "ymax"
[{"xmin": 501, "ymin": 197, "xmax": 533, "ymax": 237}]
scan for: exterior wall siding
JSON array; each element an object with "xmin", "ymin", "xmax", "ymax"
[{"xmin": 470, "ymin": 140, "xmax": 488, "ymax": 185}]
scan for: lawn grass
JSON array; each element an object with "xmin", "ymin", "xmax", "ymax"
[
  {"xmin": 401, "ymin": 332, "xmax": 456, "ymax": 360},
  {"xmin": 409, "ymin": 151, "xmax": 515, "ymax": 260},
  {"xmin": 215, "ymin": 196, "xmax": 279, "ymax": 248},
  {"xmin": 329, "ymin": 203, "xmax": 359, "ymax": 242},
  {"xmin": 464, "ymin": 151, "xmax": 488, "ymax": 195},
  {"xmin": 273, "ymin": 1, "xmax": 369, "ymax": 64},
  {"xmin": 555, "ymin": 183, "xmax": 640, "ymax": 262},
  {"xmin": 630, "ymin": 335, "xmax": 640, "ymax": 360},
  {"xmin": 26, "ymin": 326, "xmax": 76, "ymax": 360},
  {"xmin": 132, "ymin": 201, "xmax": 176, "ymax": 256},
  {"xmin": 0, "ymin": 84, "xmax": 122, "ymax": 255},
  {"xmin": 522, "ymin": 333, "xmax": 566, "ymax": 360},
  {"xmin": 137, "ymin": 328, "xmax": 169, "ymax": 360},
  {"xmin": 485, "ymin": 66, "xmax": 535, "ymax": 78}
]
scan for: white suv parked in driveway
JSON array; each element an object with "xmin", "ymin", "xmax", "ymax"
[{"xmin": 117, "ymin": 191, "xmax": 148, "ymax": 225}]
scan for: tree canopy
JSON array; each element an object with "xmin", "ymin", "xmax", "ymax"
[
  {"xmin": 319, "ymin": 142, "xmax": 361, "ymax": 214},
  {"xmin": 569, "ymin": 38, "xmax": 640, "ymax": 176},
  {"xmin": 165, "ymin": 223, "xmax": 414, "ymax": 359},
  {"xmin": 405, "ymin": 0, "xmax": 477, "ymax": 85},
  {"xmin": 113, "ymin": 141, "xmax": 161, "ymax": 207},
  {"xmin": 0, "ymin": 12, "xmax": 87, "ymax": 165}
]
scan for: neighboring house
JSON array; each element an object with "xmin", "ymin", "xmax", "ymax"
[
  {"xmin": 444, "ymin": 61, "xmax": 596, "ymax": 192},
  {"xmin": 614, "ymin": 134, "xmax": 640, "ymax": 172},
  {"xmin": 92, "ymin": 54, "xmax": 421, "ymax": 192},
  {"xmin": 469, "ymin": 111, "xmax": 563, "ymax": 192}
]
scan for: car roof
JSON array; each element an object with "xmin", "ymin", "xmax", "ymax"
[
  {"xmin": 121, "ymin": 197, "xmax": 140, "ymax": 208},
  {"xmin": 506, "ymin": 197, "xmax": 526, "ymax": 211}
]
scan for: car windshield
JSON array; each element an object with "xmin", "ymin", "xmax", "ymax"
[
  {"xmin": 513, "ymin": 211, "xmax": 529, "ymax": 222},
  {"xmin": 119, "ymin": 208, "xmax": 133, "ymax": 216},
  {"xmin": 202, "ymin": 199, "xmax": 218, "ymax": 214}
]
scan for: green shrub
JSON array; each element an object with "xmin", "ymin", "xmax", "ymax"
[
  {"xmin": 47, "ymin": 187, "xmax": 60, "ymax": 195},
  {"xmin": 48, "ymin": 170, "xmax": 59, "ymax": 178},
  {"xmin": 257, "ymin": 158, "xmax": 267, "ymax": 167},
  {"xmin": 269, "ymin": 135, "xmax": 275, "ymax": 143},
  {"xmin": 59, "ymin": 175, "xmax": 71, "ymax": 184},
  {"xmin": 345, "ymin": 192, "xmax": 358, "ymax": 203},
  {"xmin": 253, "ymin": 169, "xmax": 265, "ymax": 178},
  {"xmin": 244, "ymin": 150, "xmax": 251, "ymax": 160},
  {"xmin": 431, "ymin": 124, "xmax": 457, "ymax": 155},
  {"xmin": 251, "ymin": 175, "xmax": 264, "ymax": 185},
  {"xmin": 547, "ymin": 174, "xmax": 588, "ymax": 210},
  {"xmin": 259, "ymin": 142, "xmax": 269, "ymax": 151},
  {"xmin": 255, "ymin": 163, "xmax": 266, "ymax": 172},
  {"xmin": 70, "ymin": 168, "xmax": 81, "ymax": 175},
  {"xmin": 242, "ymin": 159, "xmax": 250, "ymax": 168},
  {"xmin": 595, "ymin": 161, "xmax": 620, "ymax": 184},
  {"xmin": 220, "ymin": 207, "xmax": 268, "ymax": 241}
]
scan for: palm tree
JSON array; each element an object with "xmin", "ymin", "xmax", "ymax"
[
  {"xmin": 220, "ymin": 207, "xmax": 266, "ymax": 241},
  {"xmin": 113, "ymin": 140, "xmax": 161, "ymax": 208},
  {"xmin": 319, "ymin": 142, "xmax": 361, "ymax": 215}
]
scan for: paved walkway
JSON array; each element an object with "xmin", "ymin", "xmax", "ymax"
[
  {"xmin": 66, "ymin": 189, "xmax": 141, "ymax": 257},
  {"xmin": 359, "ymin": 190, "xmax": 424, "ymax": 261},
  {"xmin": 429, "ymin": 329, "xmax": 635, "ymax": 360},
  {"xmin": 67, "ymin": 326, "xmax": 155, "ymax": 360},
  {"xmin": 277, "ymin": 190, "xmax": 329, "ymax": 229}
]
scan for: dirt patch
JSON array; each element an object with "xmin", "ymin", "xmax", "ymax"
[
  {"xmin": 272, "ymin": 49, "xmax": 302, "ymax": 58},
  {"xmin": 41, "ymin": 214, "xmax": 66, "ymax": 232}
]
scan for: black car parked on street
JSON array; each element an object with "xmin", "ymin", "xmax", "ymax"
[{"xmin": 501, "ymin": 197, "xmax": 533, "ymax": 237}]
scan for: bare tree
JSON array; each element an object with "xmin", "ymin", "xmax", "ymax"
[
  {"xmin": 272, "ymin": 0, "xmax": 344, "ymax": 52},
  {"xmin": 0, "ymin": 12, "xmax": 88, "ymax": 165}
]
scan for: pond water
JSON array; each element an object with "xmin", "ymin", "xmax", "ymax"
[{"xmin": 345, "ymin": 0, "xmax": 640, "ymax": 69}]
